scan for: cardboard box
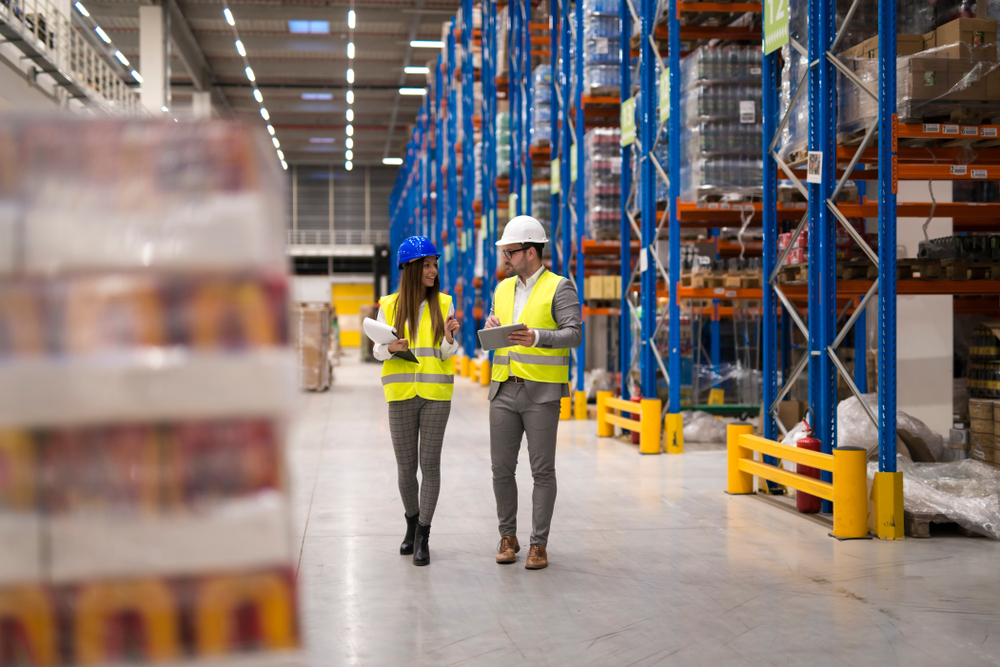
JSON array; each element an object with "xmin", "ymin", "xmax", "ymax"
[
  {"xmin": 972, "ymin": 418, "xmax": 993, "ymax": 434},
  {"xmin": 950, "ymin": 427, "xmax": 971, "ymax": 444},
  {"xmin": 923, "ymin": 31, "xmax": 937, "ymax": 51},
  {"xmin": 935, "ymin": 18, "xmax": 997, "ymax": 60},
  {"xmin": 855, "ymin": 34, "xmax": 924, "ymax": 59},
  {"xmin": 972, "ymin": 430, "xmax": 994, "ymax": 447},
  {"xmin": 970, "ymin": 398, "xmax": 994, "ymax": 420},
  {"xmin": 899, "ymin": 57, "xmax": 954, "ymax": 102},
  {"xmin": 293, "ymin": 303, "xmax": 331, "ymax": 391},
  {"xmin": 995, "ymin": 400, "xmax": 1000, "ymax": 422}
]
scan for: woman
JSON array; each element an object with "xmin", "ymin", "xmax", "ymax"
[{"xmin": 373, "ymin": 236, "xmax": 460, "ymax": 566}]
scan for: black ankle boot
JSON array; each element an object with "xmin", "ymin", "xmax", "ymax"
[
  {"xmin": 400, "ymin": 513, "xmax": 419, "ymax": 555},
  {"xmin": 413, "ymin": 523, "xmax": 431, "ymax": 566}
]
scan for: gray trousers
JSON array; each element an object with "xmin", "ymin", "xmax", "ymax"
[
  {"xmin": 489, "ymin": 382, "xmax": 561, "ymax": 546},
  {"xmin": 387, "ymin": 396, "xmax": 451, "ymax": 525}
]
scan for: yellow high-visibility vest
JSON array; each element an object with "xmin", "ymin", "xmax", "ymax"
[
  {"xmin": 380, "ymin": 293, "xmax": 455, "ymax": 402},
  {"xmin": 491, "ymin": 270, "xmax": 569, "ymax": 384}
]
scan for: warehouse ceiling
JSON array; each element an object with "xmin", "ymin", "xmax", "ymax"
[{"xmin": 86, "ymin": 0, "xmax": 462, "ymax": 167}]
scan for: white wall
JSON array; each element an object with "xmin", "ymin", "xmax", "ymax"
[
  {"xmin": 291, "ymin": 276, "xmax": 333, "ymax": 304},
  {"xmin": 0, "ymin": 47, "xmax": 63, "ymax": 111}
]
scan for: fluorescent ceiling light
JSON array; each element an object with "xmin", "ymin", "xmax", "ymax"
[
  {"xmin": 347, "ymin": 42, "xmax": 355, "ymax": 59},
  {"xmin": 348, "ymin": 10, "xmax": 356, "ymax": 28},
  {"xmin": 346, "ymin": 90, "xmax": 354, "ymax": 104},
  {"xmin": 245, "ymin": 66, "xmax": 255, "ymax": 82},
  {"xmin": 404, "ymin": 66, "xmax": 430, "ymax": 74},
  {"xmin": 74, "ymin": 2, "xmax": 89, "ymax": 16},
  {"xmin": 301, "ymin": 92, "xmax": 332, "ymax": 100},
  {"xmin": 345, "ymin": 137, "xmax": 353, "ymax": 149},
  {"xmin": 410, "ymin": 40, "xmax": 443, "ymax": 48},
  {"xmin": 235, "ymin": 40, "xmax": 246, "ymax": 57},
  {"xmin": 260, "ymin": 107, "xmax": 269, "ymax": 120},
  {"xmin": 161, "ymin": 105, "xmax": 169, "ymax": 112},
  {"xmin": 131, "ymin": 69, "xmax": 143, "ymax": 83},
  {"xmin": 399, "ymin": 87, "xmax": 426, "ymax": 96},
  {"xmin": 272, "ymin": 137, "xmax": 280, "ymax": 148},
  {"xmin": 223, "ymin": 7, "xmax": 235, "ymax": 25},
  {"xmin": 289, "ymin": 20, "xmax": 329, "ymax": 34},
  {"xmin": 267, "ymin": 125, "xmax": 275, "ymax": 135},
  {"xmin": 345, "ymin": 150, "xmax": 353, "ymax": 160},
  {"xmin": 310, "ymin": 137, "xmax": 335, "ymax": 143},
  {"xmin": 94, "ymin": 26, "xmax": 111, "ymax": 43},
  {"xmin": 277, "ymin": 150, "xmax": 285, "ymax": 160},
  {"xmin": 253, "ymin": 89, "xmax": 263, "ymax": 103},
  {"xmin": 345, "ymin": 124, "xmax": 354, "ymax": 136},
  {"xmin": 346, "ymin": 109, "xmax": 354, "ymax": 122},
  {"xmin": 114, "ymin": 50, "xmax": 130, "ymax": 66},
  {"xmin": 383, "ymin": 157, "xmax": 403, "ymax": 165},
  {"xmin": 346, "ymin": 68, "xmax": 354, "ymax": 84},
  {"xmin": 345, "ymin": 161, "xmax": 353, "ymax": 171},
  {"xmin": 281, "ymin": 160, "xmax": 288, "ymax": 170}
]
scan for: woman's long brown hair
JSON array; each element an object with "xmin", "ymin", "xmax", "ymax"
[{"xmin": 394, "ymin": 258, "xmax": 444, "ymax": 345}]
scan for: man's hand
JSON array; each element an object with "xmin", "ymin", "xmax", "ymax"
[
  {"xmin": 444, "ymin": 315, "xmax": 460, "ymax": 343},
  {"xmin": 485, "ymin": 314, "xmax": 501, "ymax": 329},
  {"xmin": 507, "ymin": 327, "xmax": 535, "ymax": 347},
  {"xmin": 388, "ymin": 338, "xmax": 409, "ymax": 353}
]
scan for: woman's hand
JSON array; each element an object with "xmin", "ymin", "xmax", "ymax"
[
  {"xmin": 485, "ymin": 315, "xmax": 500, "ymax": 329},
  {"xmin": 388, "ymin": 338, "xmax": 409, "ymax": 354},
  {"xmin": 445, "ymin": 315, "xmax": 460, "ymax": 343}
]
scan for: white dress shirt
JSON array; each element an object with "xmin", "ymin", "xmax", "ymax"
[
  {"xmin": 372, "ymin": 300, "xmax": 459, "ymax": 361},
  {"xmin": 510, "ymin": 266, "xmax": 545, "ymax": 347}
]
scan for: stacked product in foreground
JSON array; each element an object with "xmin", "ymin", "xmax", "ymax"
[
  {"xmin": 680, "ymin": 45, "xmax": 763, "ymax": 202},
  {"xmin": 496, "ymin": 111, "xmax": 510, "ymax": 177},
  {"xmin": 584, "ymin": 127, "xmax": 622, "ymax": 240},
  {"xmin": 0, "ymin": 119, "xmax": 302, "ymax": 666},
  {"xmin": 582, "ymin": 0, "xmax": 621, "ymax": 96},
  {"xmin": 532, "ymin": 64, "xmax": 552, "ymax": 146}
]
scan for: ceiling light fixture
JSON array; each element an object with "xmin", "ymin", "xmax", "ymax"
[
  {"xmin": 301, "ymin": 92, "xmax": 333, "ymax": 100},
  {"xmin": 346, "ymin": 109, "xmax": 354, "ymax": 122},
  {"xmin": 253, "ymin": 89, "xmax": 263, "ymax": 103},
  {"xmin": 345, "ymin": 137, "xmax": 353, "ymax": 149},
  {"xmin": 345, "ymin": 124, "xmax": 354, "ymax": 136},
  {"xmin": 277, "ymin": 150, "xmax": 285, "ymax": 160},
  {"xmin": 281, "ymin": 160, "xmax": 288, "ymax": 170},
  {"xmin": 399, "ymin": 87, "xmax": 427, "ymax": 95},
  {"xmin": 260, "ymin": 107, "xmax": 269, "ymax": 120},
  {"xmin": 131, "ymin": 69, "xmax": 143, "ymax": 82},
  {"xmin": 383, "ymin": 157, "xmax": 403, "ymax": 165},
  {"xmin": 346, "ymin": 90, "xmax": 354, "ymax": 104},
  {"xmin": 404, "ymin": 66, "xmax": 430, "ymax": 74},
  {"xmin": 346, "ymin": 68, "xmax": 354, "ymax": 83},
  {"xmin": 235, "ymin": 40, "xmax": 246, "ymax": 57},
  {"xmin": 272, "ymin": 137, "xmax": 280, "ymax": 148},
  {"xmin": 223, "ymin": 7, "xmax": 235, "ymax": 25},
  {"xmin": 94, "ymin": 26, "xmax": 111, "ymax": 43},
  {"xmin": 310, "ymin": 137, "xmax": 335, "ymax": 143},
  {"xmin": 347, "ymin": 42, "xmax": 355, "ymax": 59},
  {"xmin": 74, "ymin": 1, "xmax": 89, "ymax": 16},
  {"xmin": 345, "ymin": 150, "xmax": 353, "ymax": 160},
  {"xmin": 289, "ymin": 20, "xmax": 329, "ymax": 34},
  {"xmin": 245, "ymin": 66, "xmax": 255, "ymax": 82},
  {"xmin": 348, "ymin": 10, "xmax": 356, "ymax": 28},
  {"xmin": 267, "ymin": 125, "xmax": 275, "ymax": 135},
  {"xmin": 345, "ymin": 161, "xmax": 353, "ymax": 171},
  {"xmin": 410, "ymin": 40, "xmax": 444, "ymax": 48},
  {"xmin": 161, "ymin": 105, "xmax": 169, "ymax": 112},
  {"xmin": 114, "ymin": 50, "xmax": 130, "ymax": 66}
]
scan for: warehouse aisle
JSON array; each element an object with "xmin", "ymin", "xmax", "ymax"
[{"xmin": 289, "ymin": 357, "xmax": 1000, "ymax": 667}]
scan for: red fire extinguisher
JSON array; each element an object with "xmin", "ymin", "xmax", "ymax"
[{"xmin": 796, "ymin": 418, "xmax": 823, "ymax": 514}]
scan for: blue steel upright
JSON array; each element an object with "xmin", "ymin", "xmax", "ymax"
[
  {"xmin": 638, "ymin": 0, "xmax": 656, "ymax": 398},
  {"xmin": 446, "ymin": 22, "xmax": 459, "ymax": 296},
  {"xmin": 560, "ymin": 0, "xmax": 572, "ymax": 281},
  {"xmin": 509, "ymin": 2, "xmax": 521, "ymax": 217},
  {"xmin": 550, "ymin": 0, "xmax": 562, "ymax": 275},
  {"xmin": 665, "ymin": 0, "xmax": 681, "ymax": 414},
  {"xmin": 522, "ymin": 0, "xmax": 533, "ymax": 214},
  {"xmin": 434, "ymin": 56, "xmax": 445, "ymax": 289},
  {"xmin": 482, "ymin": 0, "xmax": 498, "ymax": 316},
  {"xmin": 574, "ymin": 0, "xmax": 585, "ymax": 395},
  {"xmin": 461, "ymin": 0, "xmax": 477, "ymax": 354},
  {"xmin": 618, "ymin": 0, "xmax": 631, "ymax": 401},
  {"xmin": 761, "ymin": 43, "xmax": 779, "ymax": 440}
]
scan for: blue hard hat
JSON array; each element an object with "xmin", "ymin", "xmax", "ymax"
[{"xmin": 396, "ymin": 236, "xmax": 440, "ymax": 269}]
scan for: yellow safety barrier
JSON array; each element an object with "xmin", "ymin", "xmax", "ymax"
[
  {"xmin": 461, "ymin": 356, "xmax": 472, "ymax": 378},
  {"xmin": 596, "ymin": 391, "xmax": 661, "ymax": 455},
  {"xmin": 726, "ymin": 424, "xmax": 869, "ymax": 539},
  {"xmin": 479, "ymin": 359, "xmax": 491, "ymax": 386},
  {"xmin": 470, "ymin": 360, "xmax": 480, "ymax": 383},
  {"xmin": 559, "ymin": 396, "xmax": 571, "ymax": 420},
  {"xmin": 574, "ymin": 391, "xmax": 587, "ymax": 420}
]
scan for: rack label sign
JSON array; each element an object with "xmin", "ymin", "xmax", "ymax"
[
  {"xmin": 551, "ymin": 157, "xmax": 561, "ymax": 194},
  {"xmin": 764, "ymin": 0, "xmax": 789, "ymax": 54},
  {"xmin": 621, "ymin": 97, "xmax": 637, "ymax": 146},
  {"xmin": 806, "ymin": 151, "xmax": 822, "ymax": 184},
  {"xmin": 659, "ymin": 69, "xmax": 670, "ymax": 123},
  {"xmin": 739, "ymin": 100, "xmax": 755, "ymax": 124}
]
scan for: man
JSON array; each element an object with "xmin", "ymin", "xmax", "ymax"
[{"xmin": 483, "ymin": 215, "xmax": 582, "ymax": 570}]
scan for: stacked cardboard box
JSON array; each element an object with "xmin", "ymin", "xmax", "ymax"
[
  {"xmin": 293, "ymin": 303, "xmax": 332, "ymax": 391},
  {"xmin": 968, "ymin": 399, "xmax": 997, "ymax": 464},
  {"xmin": 584, "ymin": 275, "xmax": 623, "ymax": 300}
]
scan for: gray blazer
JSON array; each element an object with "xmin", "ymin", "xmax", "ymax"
[{"xmin": 487, "ymin": 273, "xmax": 583, "ymax": 404}]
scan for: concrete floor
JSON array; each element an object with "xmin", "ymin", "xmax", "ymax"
[{"xmin": 289, "ymin": 355, "xmax": 1000, "ymax": 667}]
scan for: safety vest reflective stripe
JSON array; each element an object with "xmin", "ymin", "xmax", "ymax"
[
  {"xmin": 508, "ymin": 352, "xmax": 568, "ymax": 366},
  {"xmin": 381, "ymin": 373, "xmax": 455, "ymax": 385},
  {"xmin": 493, "ymin": 356, "xmax": 509, "ymax": 365},
  {"xmin": 411, "ymin": 347, "xmax": 442, "ymax": 358}
]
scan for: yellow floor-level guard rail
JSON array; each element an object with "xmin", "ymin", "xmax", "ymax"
[
  {"xmin": 726, "ymin": 424, "xmax": 869, "ymax": 539},
  {"xmin": 596, "ymin": 391, "xmax": 661, "ymax": 455}
]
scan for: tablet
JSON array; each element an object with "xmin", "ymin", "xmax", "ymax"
[{"xmin": 478, "ymin": 323, "xmax": 527, "ymax": 351}]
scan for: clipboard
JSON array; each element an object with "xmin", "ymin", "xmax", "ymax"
[
  {"xmin": 477, "ymin": 323, "xmax": 527, "ymax": 351},
  {"xmin": 363, "ymin": 317, "xmax": 418, "ymax": 363}
]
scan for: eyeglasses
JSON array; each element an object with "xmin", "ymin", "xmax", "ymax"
[{"xmin": 502, "ymin": 247, "xmax": 526, "ymax": 260}]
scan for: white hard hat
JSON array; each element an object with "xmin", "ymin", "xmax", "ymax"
[{"xmin": 496, "ymin": 215, "xmax": 549, "ymax": 246}]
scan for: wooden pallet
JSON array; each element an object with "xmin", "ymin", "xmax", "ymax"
[
  {"xmin": 904, "ymin": 510, "xmax": 983, "ymax": 538},
  {"xmin": 942, "ymin": 259, "xmax": 1000, "ymax": 281},
  {"xmin": 778, "ymin": 264, "xmax": 808, "ymax": 284}
]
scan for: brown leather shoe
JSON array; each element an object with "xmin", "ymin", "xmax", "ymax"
[
  {"xmin": 496, "ymin": 535, "xmax": 520, "ymax": 564},
  {"xmin": 525, "ymin": 544, "xmax": 548, "ymax": 570}
]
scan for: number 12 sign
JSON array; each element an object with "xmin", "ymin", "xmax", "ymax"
[{"xmin": 764, "ymin": 0, "xmax": 788, "ymax": 55}]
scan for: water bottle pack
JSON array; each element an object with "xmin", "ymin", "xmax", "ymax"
[
  {"xmin": 682, "ymin": 122, "xmax": 762, "ymax": 158},
  {"xmin": 583, "ymin": 65, "xmax": 621, "ymax": 95},
  {"xmin": 583, "ymin": 0, "xmax": 621, "ymax": 16},
  {"xmin": 682, "ymin": 83, "xmax": 762, "ymax": 124},
  {"xmin": 680, "ymin": 45, "xmax": 762, "ymax": 89},
  {"xmin": 584, "ymin": 128, "xmax": 622, "ymax": 240}
]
